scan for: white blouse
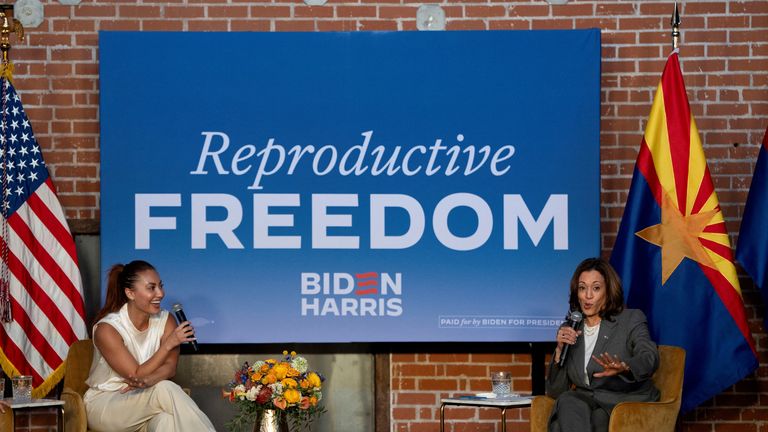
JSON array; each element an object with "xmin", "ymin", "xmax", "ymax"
[{"xmin": 582, "ymin": 321, "xmax": 600, "ymax": 385}]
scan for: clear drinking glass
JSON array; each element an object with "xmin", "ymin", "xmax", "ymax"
[
  {"xmin": 12, "ymin": 375, "xmax": 32, "ymax": 402},
  {"xmin": 490, "ymin": 371, "xmax": 512, "ymax": 397}
]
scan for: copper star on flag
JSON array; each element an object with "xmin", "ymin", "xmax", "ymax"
[{"xmin": 635, "ymin": 189, "xmax": 718, "ymax": 284}]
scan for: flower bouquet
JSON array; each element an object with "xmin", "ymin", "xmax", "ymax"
[{"xmin": 224, "ymin": 351, "xmax": 326, "ymax": 432}]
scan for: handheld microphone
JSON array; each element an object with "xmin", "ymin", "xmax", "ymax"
[
  {"xmin": 558, "ymin": 310, "xmax": 583, "ymax": 367},
  {"xmin": 171, "ymin": 303, "xmax": 198, "ymax": 352}
]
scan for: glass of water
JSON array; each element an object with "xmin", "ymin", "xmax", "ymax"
[
  {"xmin": 490, "ymin": 371, "xmax": 512, "ymax": 397},
  {"xmin": 12, "ymin": 375, "xmax": 32, "ymax": 402}
]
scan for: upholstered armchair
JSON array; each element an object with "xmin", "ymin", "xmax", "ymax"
[
  {"xmin": 61, "ymin": 339, "xmax": 192, "ymax": 432},
  {"xmin": 530, "ymin": 345, "xmax": 686, "ymax": 432},
  {"xmin": 61, "ymin": 339, "xmax": 94, "ymax": 432}
]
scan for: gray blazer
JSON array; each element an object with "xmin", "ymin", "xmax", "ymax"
[{"xmin": 546, "ymin": 308, "xmax": 660, "ymax": 412}]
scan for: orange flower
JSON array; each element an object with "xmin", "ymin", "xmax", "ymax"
[
  {"xmin": 221, "ymin": 389, "xmax": 234, "ymax": 401},
  {"xmin": 307, "ymin": 372, "xmax": 322, "ymax": 388},
  {"xmin": 309, "ymin": 396, "xmax": 318, "ymax": 406},
  {"xmin": 300, "ymin": 379, "xmax": 310, "ymax": 389},
  {"xmin": 261, "ymin": 374, "xmax": 277, "ymax": 385},
  {"xmin": 284, "ymin": 389, "xmax": 301, "ymax": 404},
  {"xmin": 282, "ymin": 378, "xmax": 298, "ymax": 388},
  {"xmin": 272, "ymin": 363, "xmax": 289, "ymax": 380},
  {"xmin": 273, "ymin": 397, "xmax": 287, "ymax": 410},
  {"xmin": 300, "ymin": 397, "xmax": 311, "ymax": 409}
]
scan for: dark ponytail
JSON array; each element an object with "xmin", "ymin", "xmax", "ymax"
[{"xmin": 92, "ymin": 260, "xmax": 156, "ymax": 325}]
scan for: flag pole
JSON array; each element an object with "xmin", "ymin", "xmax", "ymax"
[
  {"xmin": 671, "ymin": 2, "xmax": 681, "ymax": 51},
  {"xmin": 0, "ymin": 5, "xmax": 21, "ymax": 322}
]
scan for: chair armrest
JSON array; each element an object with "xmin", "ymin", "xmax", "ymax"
[
  {"xmin": 0, "ymin": 405, "xmax": 12, "ymax": 432},
  {"xmin": 530, "ymin": 395, "xmax": 555, "ymax": 432},
  {"xmin": 609, "ymin": 400, "xmax": 680, "ymax": 432},
  {"xmin": 61, "ymin": 387, "xmax": 88, "ymax": 432}
]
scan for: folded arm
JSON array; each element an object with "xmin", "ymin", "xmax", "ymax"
[{"xmin": 93, "ymin": 316, "xmax": 186, "ymax": 389}]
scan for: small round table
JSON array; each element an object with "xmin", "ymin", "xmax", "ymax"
[{"xmin": 439, "ymin": 395, "xmax": 532, "ymax": 432}]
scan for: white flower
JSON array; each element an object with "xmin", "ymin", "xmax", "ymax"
[
  {"xmin": 234, "ymin": 384, "xmax": 246, "ymax": 400},
  {"xmin": 253, "ymin": 360, "xmax": 266, "ymax": 370},
  {"xmin": 291, "ymin": 356, "xmax": 309, "ymax": 374},
  {"xmin": 245, "ymin": 386, "xmax": 259, "ymax": 401},
  {"xmin": 272, "ymin": 382, "xmax": 283, "ymax": 396}
]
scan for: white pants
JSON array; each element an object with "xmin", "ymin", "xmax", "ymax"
[{"xmin": 85, "ymin": 380, "xmax": 215, "ymax": 432}]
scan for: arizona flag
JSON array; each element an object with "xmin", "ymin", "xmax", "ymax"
[
  {"xmin": 0, "ymin": 76, "xmax": 87, "ymax": 397},
  {"xmin": 610, "ymin": 53, "xmax": 758, "ymax": 413},
  {"xmin": 736, "ymin": 125, "xmax": 768, "ymax": 327}
]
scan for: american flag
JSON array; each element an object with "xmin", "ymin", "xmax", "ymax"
[{"xmin": 0, "ymin": 77, "xmax": 87, "ymax": 397}]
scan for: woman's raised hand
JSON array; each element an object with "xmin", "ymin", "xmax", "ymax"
[
  {"xmin": 592, "ymin": 352, "xmax": 630, "ymax": 377},
  {"xmin": 556, "ymin": 325, "xmax": 581, "ymax": 350},
  {"xmin": 164, "ymin": 321, "xmax": 196, "ymax": 350}
]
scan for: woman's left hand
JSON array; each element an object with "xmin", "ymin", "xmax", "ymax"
[
  {"xmin": 121, "ymin": 375, "xmax": 149, "ymax": 393},
  {"xmin": 592, "ymin": 352, "xmax": 630, "ymax": 377}
]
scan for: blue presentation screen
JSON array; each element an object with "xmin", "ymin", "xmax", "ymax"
[{"xmin": 100, "ymin": 30, "xmax": 600, "ymax": 343}]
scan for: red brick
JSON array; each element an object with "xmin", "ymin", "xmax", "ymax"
[
  {"xmin": 489, "ymin": 20, "xmax": 530, "ymax": 30},
  {"xmin": 99, "ymin": 20, "xmax": 142, "ymax": 31},
  {"xmin": 76, "ymin": 181, "xmax": 100, "ymax": 193},
  {"xmin": 619, "ymin": 17, "xmax": 665, "ymax": 30},
  {"xmin": 165, "ymin": 6, "xmax": 205, "ymax": 18},
  {"xmin": 206, "ymin": 6, "xmax": 248, "ymax": 18},
  {"xmin": 444, "ymin": 364, "xmax": 488, "ymax": 378},
  {"xmin": 392, "ymin": 407, "xmax": 416, "ymax": 420},
  {"xmin": 58, "ymin": 194, "xmax": 97, "ymax": 207},
  {"xmin": 314, "ymin": 21, "xmax": 354, "ymax": 31},
  {"xmin": 508, "ymin": 5, "xmax": 549, "ymax": 17},
  {"xmin": 429, "ymin": 354, "xmax": 469, "ymax": 363},
  {"xmin": 275, "ymin": 20, "xmax": 315, "ymax": 31},
  {"xmin": 730, "ymin": 1, "xmax": 768, "ymax": 13},
  {"xmin": 119, "ymin": 5, "xmax": 161, "ymax": 18},
  {"xmin": 295, "ymin": 6, "xmax": 334, "ymax": 18},
  {"xmin": 187, "ymin": 20, "xmax": 230, "ymax": 31},
  {"xmin": 359, "ymin": 20, "xmax": 398, "ymax": 31},
  {"xmin": 466, "ymin": 6, "xmax": 506, "ymax": 18},
  {"xmin": 231, "ymin": 20, "xmax": 271, "ymax": 31},
  {"xmin": 395, "ymin": 363, "xmax": 437, "ymax": 376},
  {"xmin": 73, "ymin": 5, "xmax": 117, "ymax": 17},
  {"xmin": 575, "ymin": 18, "xmax": 617, "ymax": 30},
  {"xmin": 336, "ymin": 6, "xmax": 377, "ymax": 18},
  {"xmin": 530, "ymin": 19, "xmax": 573, "ymax": 30},
  {"xmin": 552, "ymin": 3, "xmax": 594, "ymax": 17},
  {"xmin": 419, "ymin": 378, "xmax": 458, "ymax": 391},
  {"xmin": 396, "ymin": 392, "xmax": 435, "ymax": 405},
  {"xmin": 52, "ymin": 19, "xmax": 96, "ymax": 32},
  {"xmin": 596, "ymin": 3, "xmax": 636, "ymax": 16}
]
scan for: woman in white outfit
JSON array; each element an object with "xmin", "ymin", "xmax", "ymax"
[{"xmin": 84, "ymin": 260, "xmax": 214, "ymax": 432}]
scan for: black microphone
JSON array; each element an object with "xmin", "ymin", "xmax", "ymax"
[
  {"xmin": 172, "ymin": 303, "xmax": 198, "ymax": 352},
  {"xmin": 558, "ymin": 310, "xmax": 583, "ymax": 367}
]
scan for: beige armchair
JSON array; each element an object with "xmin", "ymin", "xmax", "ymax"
[
  {"xmin": 61, "ymin": 339, "xmax": 192, "ymax": 432},
  {"xmin": 531, "ymin": 345, "xmax": 686, "ymax": 432},
  {"xmin": 61, "ymin": 339, "xmax": 94, "ymax": 432}
]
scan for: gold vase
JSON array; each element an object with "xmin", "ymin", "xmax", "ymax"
[{"xmin": 254, "ymin": 410, "xmax": 290, "ymax": 432}]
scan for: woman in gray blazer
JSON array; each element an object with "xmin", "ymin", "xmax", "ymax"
[{"xmin": 546, "ymin": 257, "xmax": 660, "ymax": 432}]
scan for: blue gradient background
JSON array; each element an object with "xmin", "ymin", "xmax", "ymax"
[{"xmin": 100, "ymin": 30, "xmax": 600, "ymax": 342}]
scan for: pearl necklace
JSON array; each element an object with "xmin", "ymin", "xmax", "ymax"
[{"xmin": 584, "ymin": 322, "xmax": 600, "ymax": 336}]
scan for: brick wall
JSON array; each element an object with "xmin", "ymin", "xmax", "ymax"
[{"xmin": 9, "ymin": 0, "xmax": 767, "ymax": 431}]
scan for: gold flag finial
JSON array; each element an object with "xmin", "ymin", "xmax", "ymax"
[
  {"xmin": 671, "ymin": 2, "xmax": 681, "ymax": 51},
  {"xmin": 0, "ymin": 5, "xmax": 24, "ymax": 79}
]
